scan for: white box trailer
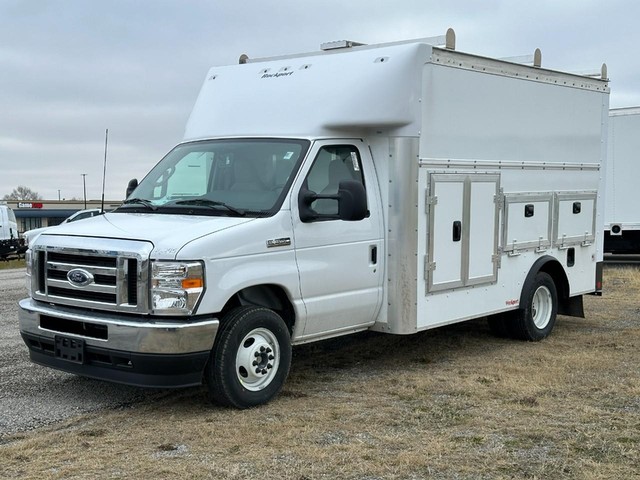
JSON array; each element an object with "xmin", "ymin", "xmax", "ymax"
[
  {"xmin": 605, "ymin": 107, "xmax": 640, "ymax": 253},
  {"xmin": 19, "ymin": 30, "xmax": 609, "ymax": 408}
]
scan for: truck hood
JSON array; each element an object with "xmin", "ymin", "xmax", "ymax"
[{"xmin": 37, "ymin": 212, "xmax": 255, "ymax": 256}]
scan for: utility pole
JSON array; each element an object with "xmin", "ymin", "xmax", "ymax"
[{"xmin": 81, "ymin": 174, "xmax": 87, "ymax": 209}]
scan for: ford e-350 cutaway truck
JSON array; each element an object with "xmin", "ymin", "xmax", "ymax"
[{"xmin": 19, "ymin": 30, "xmax": 609, "ymax": 408}]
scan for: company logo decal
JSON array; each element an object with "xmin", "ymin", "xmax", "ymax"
[
  {"xmin": 67, "ymin": 269, "xmax": 94, "ymax": 287},
  {"xmin": 261, "ymin": 71, "xmax": 294, "ymax": 79}
]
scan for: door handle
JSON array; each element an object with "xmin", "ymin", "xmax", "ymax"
[
  {"xmin": 370, "ymin": 245, "xmax": 378, "ymax": 265},
  {"xmin": 452, "ymin": 221, "xmax": 462, "ymax": 242}
]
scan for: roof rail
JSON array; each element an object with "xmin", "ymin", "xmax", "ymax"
[
  {"xmin": 319, "ymin": 27, "xmax": 456, "ymax": 52},
  {"xmin": 499, "ymin": 48, "xmax": 542, "ymax": 67},
  {"xmin": 572, "ymin": 64, "xmax": 608, "ymax": 80},
  {"xmin": 320, "ymin": 40, "xmax": 366, "ymax": 51}
]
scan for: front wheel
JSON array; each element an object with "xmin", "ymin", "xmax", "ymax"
[
  {"xmin": 510, "ymin": 272, "xmax": 558, "ymax": 341},
  {"xmin": 205, "ymin": 306, "xmax": 292, "ymax": 409}
]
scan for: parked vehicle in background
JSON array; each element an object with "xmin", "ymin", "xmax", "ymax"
[
  {"xmin": 0, "ymin": 204, "xmax": 24, "ymax": 259},
  {"xmin": 18, "ymin": 30, "xmax": 609, "ymax": 408},
  {"xmin": 23, "ymin": 208, "xmax": 103, "ymax": 247},
  {"xmin": 604, "ymin": 107, "xmax": 640, "ymax": 253}
]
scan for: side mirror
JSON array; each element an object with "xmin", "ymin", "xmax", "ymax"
[
  {"xmin": 298, "ymin": 180, "xmax": 367, "ymax": 222},
  {"xmin": 126, "ymin": 178, "xmax": 138, "ymax": 199},
  {"xmin": 337, "ymin": 180, "xmax": 367, "ymax": 221}
]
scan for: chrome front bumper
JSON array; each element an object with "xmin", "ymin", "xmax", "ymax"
[{"xmin": 18, "ymin": 298, "xmax": 219, "ymax": 355}]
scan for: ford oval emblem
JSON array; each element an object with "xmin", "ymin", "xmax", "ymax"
[{"xmin": 67, "ymin": 268, "xmax": 94, "ymax": 287}]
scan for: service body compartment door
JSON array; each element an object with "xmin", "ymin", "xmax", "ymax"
[
  {"xmin": 428, "ymin": 175, "xmax": 465, "ymax": 290},
  {"xmin": 427, "ymin": 173, "xmax": 500, "ymax": 293},
  {"xmin": 554, "ymin": 191, "xmax": 597, "ymax": 248}
]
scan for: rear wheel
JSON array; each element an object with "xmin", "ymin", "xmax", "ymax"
[
  {"xmin": 205, "ymin": 306, "xmax": 291, "ymax": 408},
  {"xmin": 509, "ymin": 272, "xmax": 558, "ymax": 341}
]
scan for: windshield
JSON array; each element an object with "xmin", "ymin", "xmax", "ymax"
[{"xmin": 123, "ymin": 139, "xmax": 309, "ymax": 216}]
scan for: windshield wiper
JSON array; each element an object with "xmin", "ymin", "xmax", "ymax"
[
  {"xmin": 173, "ymin": 198, "xmax": 246, "ymax": 216},
  {"xmin": 119, "ymin": 198, "xmax": 158, "ymax": 211}
]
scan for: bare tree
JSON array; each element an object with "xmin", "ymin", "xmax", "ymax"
[{"xmin": 2, "ymin": 186, "xmax": 43, "ymax": 201}]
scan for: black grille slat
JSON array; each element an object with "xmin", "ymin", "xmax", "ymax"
[
  {"xmin": 48, "ymin": 252, "xmax": 117, "ymax": 268},
  {"xmin": 94, "ymin": 274, "xmax": 117, "ymax": 286},
  {"xmin": 127, "ymin": 259, "xmax": 138, "ymax": 305},
  {"xmin": 48, "ymin": 270, "xmax": 67, "ymax": 281},
  {"xmin": 48, "ymin": 286, "xmax": 117, "ymax": 303},
  {"xmin": 37, "ymin": 251, "xmax": 46, "ymax": 292}
]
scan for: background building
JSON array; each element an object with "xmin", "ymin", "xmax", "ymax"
[{"xmin": 5, "ymin": 200, "xmax": 122, "ymax": 235}]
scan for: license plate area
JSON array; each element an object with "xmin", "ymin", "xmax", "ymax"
[{"xmin": 54, "ymin": 336, "xmax": 85, "ymax": 364}]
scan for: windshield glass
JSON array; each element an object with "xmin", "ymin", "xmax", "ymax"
[{"xmin": 126, "ymin": 139, "xmax": 309, "ymax": 215}]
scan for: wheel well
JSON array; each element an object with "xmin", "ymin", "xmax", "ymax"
[
  {"xmin": 221, "ymin": 284, "xmax": 295, "ymax": 334},
  {"xmin": 523, "ymin": 256, "xmax": 583, "ymax": 318},
  {"xmin": 538, "ymin": 260, "xmax": 570, "ymax": 302}
]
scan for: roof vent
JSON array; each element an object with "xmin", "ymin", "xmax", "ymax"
[{"xmin": 320, "ymin": 40, "xmax": 366, "ymax": 51}]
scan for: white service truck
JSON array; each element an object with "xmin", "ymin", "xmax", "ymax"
[
  {"xmin": 19, "ymin": 31, "xmax": 609, "ymax": 408},
  {"xmin": 0, "ymin": 203, "xmax": 22, "ymax": 259},
  {"xmin": 604, "ymin": 107, "xmax": 640, "ymax": 253}
]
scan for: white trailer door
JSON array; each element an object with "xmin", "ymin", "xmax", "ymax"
[{"xmin": 427, "ymin": 173, "xmax": 500, "ymax": 293}]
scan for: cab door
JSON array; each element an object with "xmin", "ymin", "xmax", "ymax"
[{"xmin": 291, "ymin": 141, "xmax": 383, "ymax": 338}]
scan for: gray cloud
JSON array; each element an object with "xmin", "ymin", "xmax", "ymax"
[{"xmin": 1, "ymin": 0, "xmax": 638, "ymax": 200}]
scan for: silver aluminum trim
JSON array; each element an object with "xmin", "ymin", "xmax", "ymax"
[
  {"xmin": 48, "ymin": 277, "xmax": 115, "ymax": 295},
  {"xmin": 386, "ymin": 137, "xmax": 420, "ymax": 334},
  {"xmin": 431, "ymin": 48, "xmax": 609, "ymax": 92},
  {"xmin": 49, "ymin": 262, "xmax": 116, "ymax": 276},
  {"xmin": 420, "ymin": 158, "xmax": 600, "ymax": 171}
]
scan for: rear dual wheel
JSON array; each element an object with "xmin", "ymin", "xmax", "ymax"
[{"xmin": 205, "ymin": 306, "xmax": 291, "ymax": 409}]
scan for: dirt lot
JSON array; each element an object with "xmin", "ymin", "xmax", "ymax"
[{"xmin": 1, "ymin": 265, "xmax": 639, "ymax": 479}]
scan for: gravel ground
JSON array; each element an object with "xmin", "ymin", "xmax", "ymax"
[{"xmin": 0, "ymin": 268, "xmax": 171, "ymax": 439}]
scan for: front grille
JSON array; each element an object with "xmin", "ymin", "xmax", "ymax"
[{"xmin": 32, "ymin": 241, "xmax": 150, "ymax": 314}]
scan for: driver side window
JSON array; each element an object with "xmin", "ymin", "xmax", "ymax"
[{"xmin": 304, "ymin": 145, "xmax": 366, "ymax": 217}]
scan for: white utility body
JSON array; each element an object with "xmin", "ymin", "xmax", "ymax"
[
  {"xmin": 19, "ymin": 31, "xmax": 609, "ymax": 408},
  {"xmin": 604, "ymin": 107, "xmax": 640, "ymax": 253}
]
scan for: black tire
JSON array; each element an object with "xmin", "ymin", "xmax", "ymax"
[
  {"xmin": 509, "ymin": 272, "xmax": 558, "ymax": 341},
  {"xmin": 205, "ymin": 306, "xmax": 291, "ymax": 409}
]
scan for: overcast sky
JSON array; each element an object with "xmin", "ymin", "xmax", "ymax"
[{"xmin": 1, "ymin": 0, "xmax": 638, "ymax": 201}]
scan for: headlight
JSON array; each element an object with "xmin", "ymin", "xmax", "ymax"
[
  {"xmin": 25, "ymin": 249, "xmax": 32, "ymax": 296},
  {"xmin": 151, "ymin": 261, "xmax": 204, "ymax": 315}
]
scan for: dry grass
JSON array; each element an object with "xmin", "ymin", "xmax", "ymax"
[
  {"xmin": 0, "ymin": 258, "xmax": 24, "ymax": 270},
  {"xmin": 2, "ymin": 266, "xmax": 639, "ymax": 479}
]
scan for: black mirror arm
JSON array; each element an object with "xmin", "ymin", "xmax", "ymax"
[{"xmin": 125, "ymin": 178, "xmax": 139, "ymax": 199}]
